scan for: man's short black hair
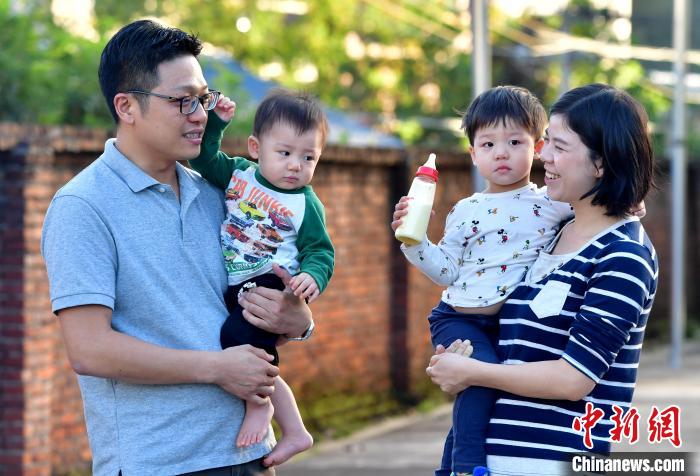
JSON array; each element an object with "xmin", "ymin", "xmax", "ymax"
[
  {"xmin": 98, "ymin": 19, "xmax": 203, "ymax": 123},
  {"xmin": 550, "ymin": 83, "xmax": 655, "ymax": 217},
  {"xmin": 253, "ymin": 89, "xmax": 329, "ymax": 148},
  {"xmin": 461, "ymin": 85, "xmax": 547, "ymax": 145}
]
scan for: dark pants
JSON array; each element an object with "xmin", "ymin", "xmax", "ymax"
[
  {"xmin": 428, "ymin": 301, "xmax": 500, "ymax": 475},
  {"xmin": 222, "ymin": 273, "xmax": 285, "ymax": 366},
  {"xmin": 178, "ymin": 458, "xmax": 275, "ymax": 475}
]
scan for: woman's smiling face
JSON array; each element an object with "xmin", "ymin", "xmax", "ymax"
[{"xmin": 540, "ymin": 114, "xmax": 602, "ymax": 205}]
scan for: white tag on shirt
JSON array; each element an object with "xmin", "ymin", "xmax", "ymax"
[{"xmin": 529, "ymin": 280, "xmax": 571, "ymax": 319}]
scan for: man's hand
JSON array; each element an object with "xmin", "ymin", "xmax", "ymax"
[
  {"xmin": 213, "ymin": 95, "xmax": 236, "ymax": 122},
  {"xmin": 212, "ymin": 345, "xmax": 278, "ymax": 404},
  {"xmin": 238, "ymin": 264, "xmax": 312, "ymax": 338},
  {"xmin": 289, "ymin": 272, "xmax": 320, "ymax": 303}
]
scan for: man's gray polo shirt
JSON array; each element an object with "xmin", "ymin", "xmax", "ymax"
[{"xmin": 41, "ymin": 140, "xmax": 274, "ymax": 476}]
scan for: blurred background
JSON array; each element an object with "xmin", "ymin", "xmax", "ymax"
[{"xmin": 1, "ymin": 1, "xmax": 698, "ymax": 474}]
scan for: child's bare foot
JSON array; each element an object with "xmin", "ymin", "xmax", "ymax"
[
  {"xmin": 262, "ymin": 429, "xmax": 313, "ymax": 467},
  {"xmin": 237, "ymin": 400, "xmax": 274, "ymax": 447}
]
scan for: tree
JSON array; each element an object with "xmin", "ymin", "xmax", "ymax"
[
  {"xmin": 0, "ymin": 0, "xmax": 111, "ymax": 126},
  {"xmin": 1, "ymin": 0, "xmax": 672, "ymax": 150}
]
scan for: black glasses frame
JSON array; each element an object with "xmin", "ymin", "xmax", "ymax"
[{"xmin": 126, "ymin": 90, "xmax": 221, "ymax": 115}]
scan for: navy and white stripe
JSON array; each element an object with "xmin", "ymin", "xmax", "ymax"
[{"xmin": 487, "ymin": 218, "xmax": 658, "ymax": 462}]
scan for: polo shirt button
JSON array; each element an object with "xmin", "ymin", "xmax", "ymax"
[{"xmin": 158, "ymin": 187, "xmax": 165, "ymax": 193}]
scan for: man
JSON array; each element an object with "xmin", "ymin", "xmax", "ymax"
[{"xmin": 41, "ymin": 20, "xmax": 313, "ymax": 476}]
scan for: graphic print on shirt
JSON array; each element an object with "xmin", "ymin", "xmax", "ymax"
[
  {"xmin": 401, "ymin": 184, "xmax": 574, "ymax": 308},
  {"xmin": 222, "ymin": 171, "xmax": 298, "ymax": 277}
]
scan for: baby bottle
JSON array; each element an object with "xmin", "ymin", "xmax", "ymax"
[{"xmin": 395, "ymin": 153, "xmax": 438, "ymax": 246}]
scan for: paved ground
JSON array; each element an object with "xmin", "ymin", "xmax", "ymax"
[{"xmin": 279, "ymin": 342, "xmax": 700, "ymax": 475}]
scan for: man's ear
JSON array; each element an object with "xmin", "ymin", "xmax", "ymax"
[
  {"xmin": 114, "ymin": 93, "xmax": 137, "ymax": 125},
  {"xmin": 247, "ymin": 135, "xmax": 260, "ymax": 160}
]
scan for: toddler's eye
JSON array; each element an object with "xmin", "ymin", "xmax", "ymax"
[
  {"xmin": 482, "ymin": 142, "xmax": 494, "ymax": 148},
  {"xmin": 509, "ymin": 139, "xmax": 520, "ymax": 146},
  {"xmin": 304, "ymin": 155, "xmax": 315, "ymax": 162}
]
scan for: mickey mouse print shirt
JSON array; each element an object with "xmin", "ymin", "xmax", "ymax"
[{"xmin": 401, "ymin": 183, "xmax": 572, "ymax": 309}]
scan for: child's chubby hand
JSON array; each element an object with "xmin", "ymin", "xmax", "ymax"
[
  {"xmin": 212, "ymin": 94, "xmax": 236, "ymax": 122},
  {"xmin": 390, "ymin": 196, "xmax": 435, "ymax": 233},
  {"xmin": 435, "ymin": 339, "xmax": 473, "ymax": 358},
  {"xmin": 390, "ymin": 196, "xmax": 411, "ymax": 232},
  {"xmin": 289, "ymin": 272, "xmax": 320, "ymax": 303}
]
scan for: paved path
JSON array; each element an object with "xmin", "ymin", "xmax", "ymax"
[{"xmin": 280, "ymin": 343, "xmax": 700, "ymax": 475}]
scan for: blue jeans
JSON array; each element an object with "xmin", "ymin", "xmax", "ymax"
[{"xmin": 428, "ymin": 301, "xmax": 499, "ymax": 475}]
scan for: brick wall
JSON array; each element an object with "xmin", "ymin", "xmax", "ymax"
[{"xmin": 0, "ymin": 124, "xmax": 696, "ymax": 474}]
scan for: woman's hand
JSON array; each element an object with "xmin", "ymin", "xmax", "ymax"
[{"xmin": 426, "ymin": 351, "xmax": 476, "ymax": 395}]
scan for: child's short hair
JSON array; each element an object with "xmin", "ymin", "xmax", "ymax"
[
  {"xmin": 550, "ymin": 83, "xmax": 655, "ymax": 217},
  {"xmin": 253, "ymin": 89, "xmax": 329, "ymax": 148},
  {"xmin": 461, "ymin": 85, "xmax": 547, "ymax": 145}
]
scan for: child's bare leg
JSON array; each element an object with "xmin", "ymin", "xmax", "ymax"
[
  {"xmin": 237, "ymin": 397, "xmax": 275, "ymax": 447},
  {"xmin": 263, "ymin": 376, "xmax": 313, "ymax": 467}
]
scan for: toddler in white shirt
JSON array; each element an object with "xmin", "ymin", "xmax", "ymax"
[{"xmin": 391, "ymin": 86, "xmax": 572, "ymax": 476}]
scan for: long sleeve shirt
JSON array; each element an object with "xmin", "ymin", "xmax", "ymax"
[
  {"xmin": 402, "ymin": 183, "xmax": 572, "ymax": 308},
  {"xmin": 189, "ymin": 114, "xmax": 334, "ymax": 290}
]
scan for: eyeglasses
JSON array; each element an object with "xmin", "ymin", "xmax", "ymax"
[{"xmin": 126, "ymin": 90, "xmax": 221, "ymax": 115}]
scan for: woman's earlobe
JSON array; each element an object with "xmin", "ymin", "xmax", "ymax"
[{"xmin": 594, "ymin": 158, "xmax": 604, "ymax": 178}]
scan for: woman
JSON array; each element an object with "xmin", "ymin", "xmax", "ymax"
[{"xmin": 426, "ymin": 84, "xmax": 658, "ymax": 476}]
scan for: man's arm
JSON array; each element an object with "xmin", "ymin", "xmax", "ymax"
[{"xmin": 59, "ymin": 305, "xmax": 278, "ymax": 404}]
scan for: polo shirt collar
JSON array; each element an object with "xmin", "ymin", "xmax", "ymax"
[{"xmin": 102, "ymin": 139, "xmax": 161, "ymax": 193}]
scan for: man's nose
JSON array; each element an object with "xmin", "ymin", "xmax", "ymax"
[{"xmin": 187, "ymin": 100, "xmax": 208, "ymax": 123}]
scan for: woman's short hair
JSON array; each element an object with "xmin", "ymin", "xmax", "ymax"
[{"xmin": 550, "ymin": 83, "xmax": 655, "ymax": 217}]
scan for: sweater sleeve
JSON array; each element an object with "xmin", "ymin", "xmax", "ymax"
[
  {"xmin": 401, "ymin": 200, "xmax": 474, "ymax": 286},
  {"xmin": 562, "ymin": 241, "xmax": 657, "ymax": 382},
  {"xmin": 188, "ymin": 112, "xmax": 253, "ymax": 190},
  {"xmin": 296, "ymin": 189, "xmax": 334, "ymax": 293}
]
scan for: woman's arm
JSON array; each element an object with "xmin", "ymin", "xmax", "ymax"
[{"xmin": 427, "ymin": 352, "xmax": 595, "ymax": 401}]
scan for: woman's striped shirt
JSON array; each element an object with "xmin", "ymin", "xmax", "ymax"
[{"xmin": 486, "ymin": 217, "xmax": 658, "ymax": 463}]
